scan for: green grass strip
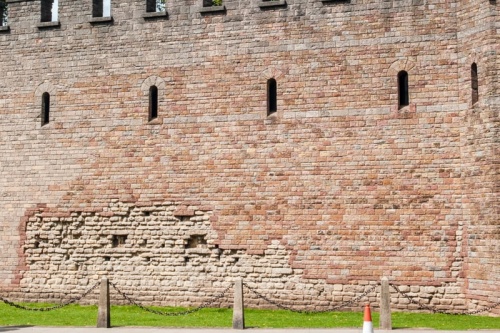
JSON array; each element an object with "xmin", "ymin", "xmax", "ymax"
[{"xmin": 0, "ymin": 303, "xmax": 499, "ymax": 330}]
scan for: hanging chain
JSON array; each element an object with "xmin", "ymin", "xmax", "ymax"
[
  {"xmin": 109, "ymin": 281, "xmax": 231, "ymax": 317},
  {"xmin": 0, "ymin": 281, "xmax": 100, "ymax": 312},
  {"xmin": 243, "ymin": 282, "xmax": 379, "ymax": 314},
  {"xmin": 2, "ymin": 279, "xmax": 497, "ymax": 316},
  {"xmin": 390, "ymin": 283, "xmax": 500, "ymax": 315}
]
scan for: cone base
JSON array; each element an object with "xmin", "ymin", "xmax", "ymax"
[{"xmin": 363, "ymin": 321, "xmax": 374, "ymax": 333}]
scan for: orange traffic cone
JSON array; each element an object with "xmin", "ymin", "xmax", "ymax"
[{"xmin": 363, "ymin": 303, "xmax": 374, "ymax": 333}]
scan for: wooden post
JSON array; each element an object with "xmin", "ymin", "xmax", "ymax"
[
  {"xmin": 232, "ymin": 277, "xmax": 245, "ymax": 330},
  {"xmin": 380, "ymin": 277, "xmax": 392, "ymax": 330},
  {"xmin": 97, "ymin": 277, "xmax": 110, "ymax": 328}
]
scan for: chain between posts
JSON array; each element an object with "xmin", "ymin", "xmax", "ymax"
[
  {"xmin": 0, "ymin": 281, "xmax": 100, "ymax": 312},
  {"xmin": 109, "ymin": 281, "xmax": 232, "ymax": 316},
  {"xmin": 390, "ymin": 283, "xmax": 500, "ymax": 315},
  {"xmin": 1, "ymin": 279, "xmax": 498, "ymax": 316},
  {"xmin": 243, "ymin": 282, "xmax": 380, "ymax": 314}
]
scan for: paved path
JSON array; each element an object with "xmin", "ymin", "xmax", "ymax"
[{"xmin": 1, "ymin": 328, "xmax": 499, "ymax": 333}]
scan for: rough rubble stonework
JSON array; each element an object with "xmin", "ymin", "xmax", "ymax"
[{"xmin": 0, "ymin": 0, "xmax": 498, "ymax": 314}]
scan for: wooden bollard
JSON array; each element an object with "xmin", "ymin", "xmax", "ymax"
[
  {"xmin": 380, "ymin": 277, "xmax": 392, "ymax": 330},
  {"xmin": 97, "ymin": 277, "xmax": 110, "ymax": 328},
  {"xmin": 232, "ymin": 277, "xmax": 245, "ymax": 330}
]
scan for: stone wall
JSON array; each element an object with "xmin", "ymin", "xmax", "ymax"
[
  {"xmin": 0, "ymin": 0, "xmax": 498, "ymax": 315},
  {"xmin": 455, "ymin": 0, "xmax": 500, "ymax": 309},
  {"xmin": 14, "ymin": 201, "xmax": 474, "ymax": 313}
]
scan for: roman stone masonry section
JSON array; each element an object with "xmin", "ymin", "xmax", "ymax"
[{"xmin": 15, "ymin": 201, "xmax": 477, "ymax": 313}]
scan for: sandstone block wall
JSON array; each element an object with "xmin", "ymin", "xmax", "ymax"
[{"xmin": 0, "ymin": 0, "xmax": 498, "ymax": 314}]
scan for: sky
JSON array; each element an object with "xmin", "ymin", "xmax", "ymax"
[
  {"xmin": 52, "ymin": 0, "xmax": 58, "ymax": 21},
  {"xmin": 104, "ymin": 0, "xmax": 111, "ymax": 17}
]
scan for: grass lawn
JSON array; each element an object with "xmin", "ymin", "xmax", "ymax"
[{"xmin": 0, "ymin": 303, "xmax": 499, "ymax": 330}]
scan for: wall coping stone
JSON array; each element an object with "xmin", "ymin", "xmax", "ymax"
[
  {"xmin": 89, "ymin": 16, "xmax": 113, "ymax": 24},
  {"xmin": 199, "ymin": 5, "xmax": 226, "ymax": 14},
  {"xmin": 258, "ymin": 0, "xmax": 287, "ymax": 8},
  {"xmin": 37, "ymin": 21, "xmax": 60, "ymax": 29},
  {"xmin": 142, "ymin": 11, "xmax": 168, "ymax": 19},
  {"xmin": 321, "ymin": 0, "xmax": 351, "ymax": 4}
]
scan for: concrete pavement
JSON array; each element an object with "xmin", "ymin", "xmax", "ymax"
[{"xmin": 0, "ymin": 328, "xmax": 499, "ymax": 333}]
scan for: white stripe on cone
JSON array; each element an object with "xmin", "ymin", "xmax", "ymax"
[{"xmin": 363, "ymin": 320, "xmax": 374, "ymax": 333}]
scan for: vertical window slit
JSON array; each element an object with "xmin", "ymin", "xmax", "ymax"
[
  {"xmin": 267, "ymin": 78, "xmax": 277, "ymax": 116},
  {"xmin": 41, "ymin": 0, "xmax": 58, "ymax": 22},
  {"xmin": 398, "ymin": 71, "xmax": 409, "ymax": 109},
  {"xmin": 149, "ymin": 85, "xmax": 158, "ymax": 121},
  {"xmin": 203, "ymin": 0, "xmax": 221, "ymax": 6},
  {"xmin": 93, "ymin": 0, "xmax": 110, "ymax": 17},
  {"xmin": 471, "ymin": 63, "xmax": 478, "ymax": 105},
  {"xmin": 0, "ymin": 1, "xmax": 8, "ymax": 26},
  {"xmin": 41, "ymin": 92, "xmax": 50, "ymax": 126},
  {"xmin": 147, "ymin": 0, "xmax": 165, "ymax": 12},
  {"xmin": 92, "ymin": 0, "xmax": 103, "ymax": 17}
]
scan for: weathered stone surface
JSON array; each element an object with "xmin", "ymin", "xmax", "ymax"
[{"xmin": 0, "ymin": 0, "xmax": 498, "ymax": 315}]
